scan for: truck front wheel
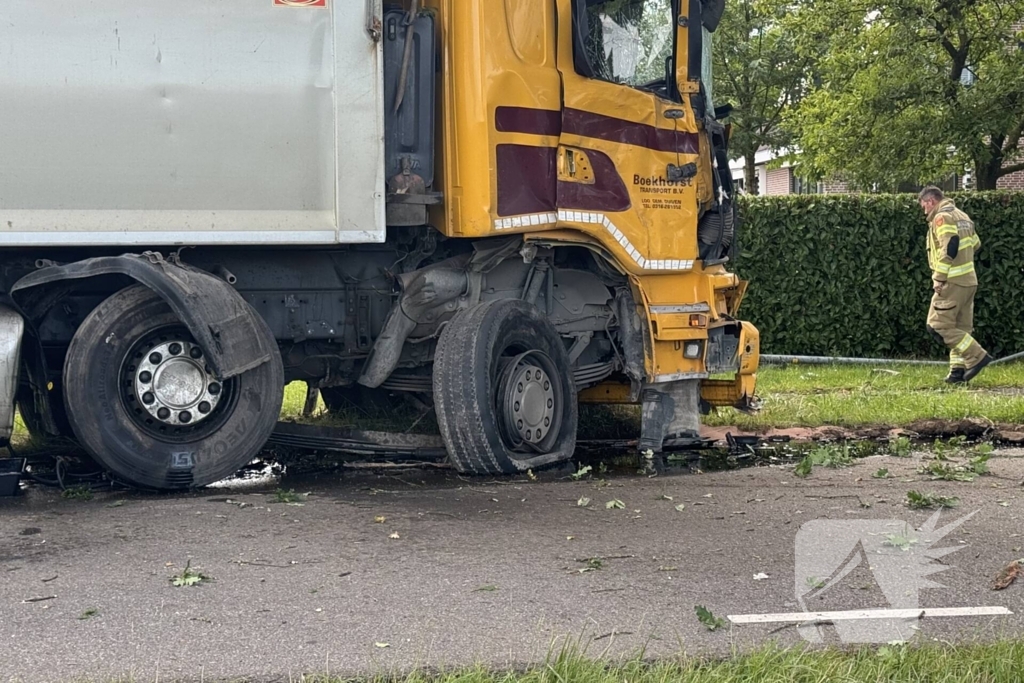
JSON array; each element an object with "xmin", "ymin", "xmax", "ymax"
[
  {"xmin": 432, "ymin": 299, "xmax": 577, "ymax": 475},
  {"xmin": 62, "ymin": 286, "xmax": 283, "ymax": 489}
]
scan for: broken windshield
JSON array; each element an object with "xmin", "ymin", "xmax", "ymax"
[{"xmin": 581, "ymin": 0, "xmax": 675, "ymax": 89}]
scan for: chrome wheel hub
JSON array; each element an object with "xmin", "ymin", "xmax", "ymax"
[
  {"xmin": 133, "ymin": 340, "xmax": 221, "ymax": 426},
  {"xmin": 501, "ymin": 358, "xmax": 555, "ymax": 447}
]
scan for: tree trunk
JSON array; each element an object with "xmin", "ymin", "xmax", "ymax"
[
  {"xmin": 974, "ymin": 156, "xmax": 1002, "ymax": 191},
  {"xmin": 975, "ymin": 138, "xmax": 1005, "ymax": 191},
  {"xmin": 744, "ymin": 150, "xmax": 759, "ymax": 195}
]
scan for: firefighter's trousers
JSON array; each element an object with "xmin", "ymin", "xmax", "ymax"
[{"xmin": 927, "ymin": 282, "xmax": 986, "ymax": 369}]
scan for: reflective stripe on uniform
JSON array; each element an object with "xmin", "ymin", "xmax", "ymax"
[
  {"xmin": 955, "ymin": 335, "xmax": 976, "ymax": 353},
  {"xmin": 934, "ymin": 262, "xmax": 951, "ymax": 274},
  {"xmin": 936, "ymin": 225, "xmax": 959, "ymax": 237},
  {"xmin": 948, "ymin": 263, "xmax": 975, "ymax": 278},
  {"xmin": 950, "ymin": 350, "xmax": 964, "ymax": 363},
  {"xmin": 961, "ymin": 235, "xmax": 980, "ymax": 248}
]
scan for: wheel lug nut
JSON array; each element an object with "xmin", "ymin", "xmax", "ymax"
[
  {"xmin": 543, "ymin": 380, "xmax": 550, "ymax": 390},
  {"xmin": 198, "ymin": 401, "xmax": 211, "ymax": 414},
  {"xmin": 526, "ymin": 429, "xmax": 532, "ymax": 440},
  {"xmin": 157, "ymin": 407, "xmax": 171, "ymax": 420},
  {"xmin": 547, "ymin": 399, "xmax": 553, "ymax": 408},
  {"xmin": 168, "ymin": 343, "xmax": 183, "ymax": 355},
  {"xmin": 514, "ymin": 402, "xmax": 520, "ymax": 411},
  {"xmin": 208, "ymin": 382, "xmax": 221, "ymax": 395},
  {"xmin": 189, "ymin": 347, "xmax": 203, "ymax": 359},
  {"xmin": 517, "ymin": 383, "xmax": 523, "ymax": 393},
  {"xmin": 139, "ymin": 371, "xmax": 152, "ymax": 383},
  {"xmin": 142, "ymin": 392, "xmax": 155, "ymax": 405},
  {"xmin": 179, "ymin": 411, "xmax": 192, "ymax": 424},
  {"xmin": 525, "ymin": 370, "xmax": 531, "ymax": 380},
  {"xmin": 517, "ymin": 420, "xmax": 523, "ymax": 429},
  {"xmin": 544, "ymin": 417, "xmax": 550, "ymax": 426},
  {"xmin": 149, "ymin": 352, "xmax": 163, "ymax": 364}
]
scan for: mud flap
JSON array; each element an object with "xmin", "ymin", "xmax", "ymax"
[
  {"xmin": 638, "ymin": 379, "xmax": 702, "ymax": 452},
  {"xmin": 11, "ymin": 253, "xmax": 272, "ymax": 379}
]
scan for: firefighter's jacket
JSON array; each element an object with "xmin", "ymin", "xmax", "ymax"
[{"xmin": 927, "ymin": 199, "xmax": 979, "ymax": 286}]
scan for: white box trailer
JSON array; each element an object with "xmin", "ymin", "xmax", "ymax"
[{"xmin": 0, "ymin": 0, "xmax": 386, "ymax": 245}]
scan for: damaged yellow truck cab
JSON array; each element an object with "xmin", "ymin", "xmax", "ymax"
[{"xmin": 424, "ymin": 0, "xmax": 759, "ymax": 445}]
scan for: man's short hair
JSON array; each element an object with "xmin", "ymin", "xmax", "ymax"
[{"xmin": 918, "ymin": 186, "xmax": 944, "ymax": 202}]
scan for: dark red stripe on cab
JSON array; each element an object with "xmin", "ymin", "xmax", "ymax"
[
  {"xmin": 563, "ymin": 108, "xmax": 699, "ymax": 155},
  {"xmin": 496, "ymin": 144, "xmax": 557, "ymax": 216},
  {"xmin": 496, "ymin": 144, "xmax": 632, "ymax": 217},
  {"xmin": 495, "ymin": 106, "xmax": 563, "ymax": 137}
]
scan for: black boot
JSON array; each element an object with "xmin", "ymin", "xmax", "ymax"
[
  {"xmin": 963, "ymin": 355, "xmax": 993, "ymax": 383},
  {"xmin": 944, "ymin": 368, "xmax": 966, "ymax": 385}
]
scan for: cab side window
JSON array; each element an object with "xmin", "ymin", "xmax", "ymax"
[{"xmin": 572, "ymin": 0, "xmax": 675, "ymax": 90}]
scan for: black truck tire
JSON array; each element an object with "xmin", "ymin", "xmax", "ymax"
[
  {"xmin": 62, "ymin": 285, "xmax": 283, "ymax": 490},
  {"xmin": 432, "ymin": 299, "xmax": 577, "ymax": 474}
]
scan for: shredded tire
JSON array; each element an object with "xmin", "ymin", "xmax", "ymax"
[{"xmin": 432, "ymin": 299, "xmax": 577, "ymax": 475}]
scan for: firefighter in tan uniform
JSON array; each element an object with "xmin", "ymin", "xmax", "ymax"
[{"xmin": 918, "ymin": 187, "xmax": 991, "ymax": 384}]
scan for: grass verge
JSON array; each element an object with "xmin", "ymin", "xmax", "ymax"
[
  {"xmin": 755, "ymin": 362, "xmax": 1024, "ymax": 394},
  {"xmin": 299, "ymin": 640, "xmax": 1024, "ymax": 683},
  {"xmin": 706, "ymin": 362, "xmax": 1024, "ymax": 430}
]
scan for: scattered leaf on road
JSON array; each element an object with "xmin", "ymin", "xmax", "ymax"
[
  {"xmin": 374, "ymin": 516, "xmax": 386, "ymax": 523},
  {"xmin": 570, "ymin": 465, "xmax": 593, "ymax": 481},
  {"xmin": 695, "ymin": 605, "xmax": 727, "ymax": 631},
  {"xmin": 906, "ymin": 490, "xmax": 959, "ymax": 509},
  {"xmin": 794, "ymin": 455, "xmax": 813, "ymax": 478},
  {"xmin": 526, "ymin": 469, "xmax": 537, "ymax": 481},
  {"xmin": 577, "ymin": 497, "xmax": 591, "ymax": 507},
  {"xmin": 388, "ymin": 532, "xmax": 400, "ymax": 539},
  {"xmin": 606, "ymin": 499, "xmax": 625, "ymax": 509},
  {"xmin": 473, "ymin": 585, "xmax": 499, "ymax": 592},
  {"xmin": 170, "ymin": 561, "xmax": 209, "ymax": 588},
  {"xmin": 753, "ymin": 572, "xmax": 770, "ymax": 581},
  {"xmin": 675, "ymin": 504, "xmax": 686, "ymax": 512},
  {"xmin": 660, "ymin": 495, "xmax": 674, "ymax": 501},
  {"xmin": 374, "ymin": 642, "xmax": 390, "ymax": 649},
  {"xmin": 78, "ymin": 608, "xmax": 99, "ymax": 620},
  {"xmin": 806, "ymin": 576, "xmax": 827, "ymax": 589},
  {"xmin": 994, "ymin": 559, "xmax": 1023, "ymax": 590},
  {"xmin": 273, "ymin": 489, "xmax": 306, "ymax": 504}
]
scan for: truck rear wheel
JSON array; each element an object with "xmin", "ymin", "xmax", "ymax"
[
  {"xmin": 432, "ymin": 299, "xmax": 577, "ymax": 474},
  {"xmin": 62, "ymin": 286, "xmax": 283, "ymax": 489}
]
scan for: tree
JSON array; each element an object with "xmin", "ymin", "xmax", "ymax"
[
  {"xmin": 712, "ymin": 0, "xmax": 810, "ymax": 194},
  {"xmin": 786, "ymin": 0, "xmax": 1024, "ymax": 191}
]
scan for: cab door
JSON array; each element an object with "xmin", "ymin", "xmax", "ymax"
[{"xmin": 554, "ymin": 0, "xmax": 704, "ymax": 272}]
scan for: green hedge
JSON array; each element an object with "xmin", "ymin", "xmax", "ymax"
[{"xmin": 733, "ymin": 192, "xmax": 1024, "ymax": 359}]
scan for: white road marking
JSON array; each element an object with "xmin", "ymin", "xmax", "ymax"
[{"xmin": 728, "ymin": 606, "xmax": 1013, "ymax": 624}]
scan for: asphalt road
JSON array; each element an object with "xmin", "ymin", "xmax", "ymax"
[{"xmin": 3, "ymin": 449, "xmax": 1024, "ymax": 682}]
